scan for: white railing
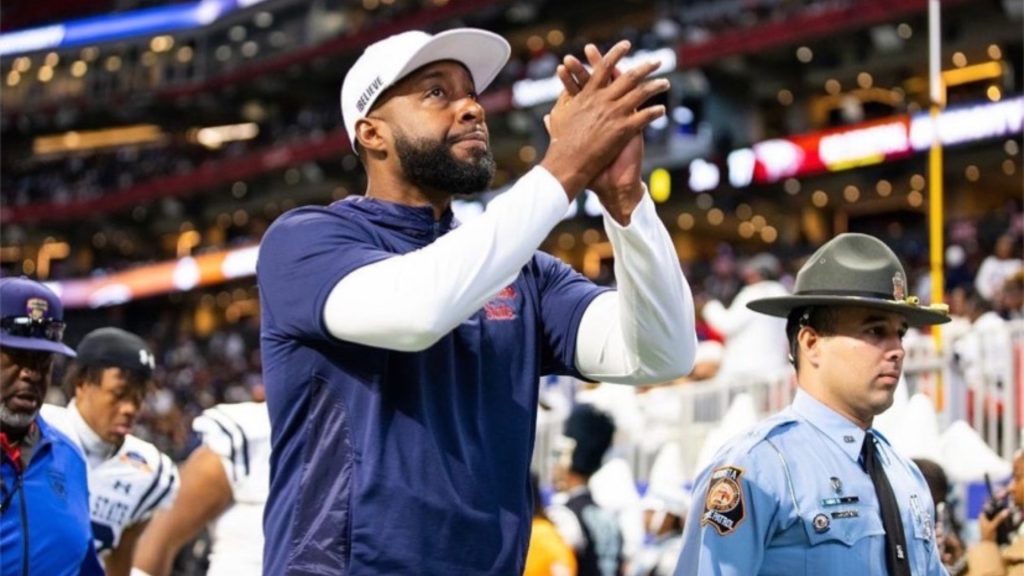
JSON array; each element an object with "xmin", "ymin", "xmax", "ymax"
[
  {"xmin": 939, "ymin": 320, "xmax": 1023, "ymax": 462},
  {"xmin": 532, "ymin": 320, "xmax": 1024, "ymax": 486}
]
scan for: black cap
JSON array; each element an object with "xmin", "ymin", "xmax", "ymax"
[
  {"xmin": 563, "ymin": 404, "xmax": 615, "ymax": 477},
  {"xmin": 76, "ymin": 327, "xmax": 155, "ymax": 377}
]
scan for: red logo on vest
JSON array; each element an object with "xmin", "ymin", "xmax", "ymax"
[{"xmin": 485, "ymin": 285, "xmax": 517, "ymax": 321}]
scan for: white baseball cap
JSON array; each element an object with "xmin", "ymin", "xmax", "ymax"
[{"xmin": 340, "ymin": 28, "xmax": 511, "ymax": 152}]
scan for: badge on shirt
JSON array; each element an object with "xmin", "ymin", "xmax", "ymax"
[
  {"xmin": 821, "ymin": 496, "xmax": 860, "ymax": 507},
  {"xmin": 831, "ymin": 510, "xmax": 859, "ymax": 519},
  {"xmin": 701, "ymin": 465, "xmax": 746, "ymax": 536}
]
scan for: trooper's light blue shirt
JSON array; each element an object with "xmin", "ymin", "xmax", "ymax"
[{"xmin": 675, "ymin": 389, "xmax": 948, "ymax": 576}]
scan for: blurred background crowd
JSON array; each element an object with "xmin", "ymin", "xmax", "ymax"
[{"xmin": 2, "ymin": 0, "xmax": 1022, "ymax": 574}]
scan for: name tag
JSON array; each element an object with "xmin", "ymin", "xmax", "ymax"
[
  {"xmin": 831, "ymin": 510, "xmax": 859, "ymax": 519},
  {"xmin": 820, "ymin": 496, "xmax": 860, "ymax": 507}
]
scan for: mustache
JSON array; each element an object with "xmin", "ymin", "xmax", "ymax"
[
  {"xmin": 447, "ymin": 129, "xmax": 487, "ymax": 144},
  {"xmin": 1, "ymin": 384, "xmax": 41, "ymax": 401}
]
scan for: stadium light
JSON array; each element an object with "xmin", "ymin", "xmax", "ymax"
[
  {"xmin": 191, "ymin": 122, "xmax": 260, "ymax": 149},
  {"xmin": 33, "ymin": 124, "xmax": 165, "ymax": 155}
]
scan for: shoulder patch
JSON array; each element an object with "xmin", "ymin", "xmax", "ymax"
[{"xmin": 701, "ymin": 465, "xmax": 746, "ymax": 536}]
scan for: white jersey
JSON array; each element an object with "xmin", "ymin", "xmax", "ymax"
[
  {"xmin": 192, "ymin": 401, "xmax": 270, "ymax": 576},
  {"xmin": 40, "ymin": 403, "xmax": 179, "ymax": 557}
]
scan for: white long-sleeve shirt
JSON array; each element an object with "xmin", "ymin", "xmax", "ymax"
[{"xmin": 323, "ymin": 166, "xmax": 697, "ymax": 384}]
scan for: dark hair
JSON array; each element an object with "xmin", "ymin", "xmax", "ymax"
[
  {"xmin": 63, "ymin": 363, "xmax": 150, "ymax": 400},
  {"xmin": 785, "ymin": 307, "xmax": 838, "ymax": 371},
  {"xmin": 564, "ymin": 404, "xmax": 616, "ymax": 478},
  {"xmin": 530, "ymin": 472, "xmax": 548, "ymax": 520},
  {"xmin": 912, "ymin": 458, "xmax": 950, "ymax": 504},
  {"xmin": 963, "ymin": 287, "xmax": 993, "ymax": 311}
]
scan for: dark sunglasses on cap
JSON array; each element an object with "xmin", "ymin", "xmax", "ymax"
[{"xmin": 1, "ymin": 316, "xmax": 67, "ymax": 342}]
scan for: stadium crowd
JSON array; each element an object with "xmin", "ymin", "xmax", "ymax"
[{"xmin": 47, "ymin": 226, "xmax": 1021, "ymax": 466}]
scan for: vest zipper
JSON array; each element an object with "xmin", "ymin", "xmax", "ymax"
[{"xmin": 19, "ymin": 483, "xmax": 28, "ymax": 576}]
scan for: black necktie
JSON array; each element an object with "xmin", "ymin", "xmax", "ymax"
[{"xmin": 861, "ymin": 433, "xmax": 912, "ymax": 576}]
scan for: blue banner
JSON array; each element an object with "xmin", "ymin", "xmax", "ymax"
[{"xmin": 0, "ymin": 0, "xmax": 264, "ymax": 57}]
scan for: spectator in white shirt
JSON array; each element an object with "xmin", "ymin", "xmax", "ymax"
[
  {"xmin": 953, "ymin": 288, "xmax": 1013, "ymax": 391},
  {"xmin": 975, "ymin": 234, "xmax": 1022, "ymax": 303},
  {"xmin": 701, "ymin": 254, "xmax": 791, "ymax": 381}
]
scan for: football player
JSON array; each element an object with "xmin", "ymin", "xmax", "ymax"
[
  {"xmin": 42, "ymin": 327, "xmax": 178, "ymax": 576},
  {"xmin": 133, "ymin": 399, "xmax": 270, "ymax": 576}
]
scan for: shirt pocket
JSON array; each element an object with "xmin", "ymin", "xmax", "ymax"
[{"xmin": 801, "ymin": 505, "xmax": 885, "ymax": 574}]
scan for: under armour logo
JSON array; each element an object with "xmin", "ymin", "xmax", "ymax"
[
  {"xmin": 138, "ymin": 349, "xmax": 155, "ymax": 370},
  {"xmin": 113, "ymin": 480, "xmax": 131, "ymax": 495}
]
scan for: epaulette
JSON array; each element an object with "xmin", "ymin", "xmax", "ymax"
[{"xmin": 732, "ymin": 410, "xmax": 800, "ymax": 457}]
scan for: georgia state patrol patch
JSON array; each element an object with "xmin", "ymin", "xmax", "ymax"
[{"xmin": 701, "ymin": 465, "xmax": 746, "ymax": 535}]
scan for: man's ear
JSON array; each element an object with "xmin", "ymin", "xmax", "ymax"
[
  {"xmin": 799, "ymin": 326, "xmax": 821, "ymax": 369},
  {"xmin": 355, "ymin": 117, "xmax": 388, "ymax": 154}
]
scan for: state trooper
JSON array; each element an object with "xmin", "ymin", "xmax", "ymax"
[{"xmin": 675, "ymin": 233, "xmax": 951, "ymax": 576}]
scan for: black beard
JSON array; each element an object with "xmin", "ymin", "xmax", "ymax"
[{"xmin": 395, "ymin": 133, "xmax": 495, "ymax": 197}]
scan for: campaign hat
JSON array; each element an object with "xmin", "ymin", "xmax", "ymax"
[{"xmin": 747, "ymin": 233, "xmax": 950, "ymax": 327}]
